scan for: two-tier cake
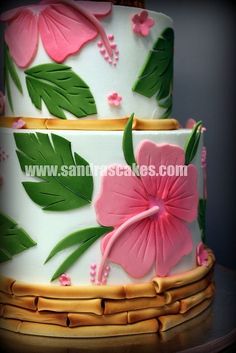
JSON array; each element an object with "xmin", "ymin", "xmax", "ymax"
[{"xmin": 0, "ymin": 0, "xmax": 215, "ymax": 337}]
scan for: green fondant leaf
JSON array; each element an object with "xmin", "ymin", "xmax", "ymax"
[
  {"xmin": 25, "ymin": 64, "xmax": 97, "ymax": 119},
  {"xmin": 122, "ymin": 114, "xmax": 138, "ymax": 172},
  {"xmin": 45, "ymin": 226, "xmax": 113, "ymax": 263},
  {"xmin": 185, "ymin": 121, "xmax": 202, "ymax": 165},
  {"xmin": 132, "ymin": 28, "xmax": 174, "ymax": 119},
  {"xmin": 47, "ymin": 226, "xmax": 113, "ymax": 281},
  {"xmin": 198, "ymin": 199, "xmax": 207, "ymax": 243},
  {"xmin": 0, "ymin": 213, "xmax": 36, "ymax": 262},
  {"xmin": 4, "ymin": 44, "xmax": 23, "ymax": 112},
  {"xmin": 14, "ymin": 132, "xmax": 93, "ymax": 211}
]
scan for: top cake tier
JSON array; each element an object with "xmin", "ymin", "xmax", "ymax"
[{"xmin": 1, "ymin": 1, "xmax": 174, "ymax": 120}]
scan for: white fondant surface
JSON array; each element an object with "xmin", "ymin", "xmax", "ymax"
[
  {"xmin": 4, "ymin": 5, "xmax": 173, "ymax": 119},
  {"xmin": 0, "ymin": 128, "xmax": 203, "ymax": 285}
]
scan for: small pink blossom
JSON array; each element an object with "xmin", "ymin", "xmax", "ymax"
[
  {"xmin": 132, "ymin": 10, "xmax": 155, "ymax": 37},
  {"xmin": 107, "ymin": 92, "xmax": 122, "ymax": 107},
  {"xmin": 0, "ymin": 91, "xmax": 5, "ymax": 115},
  {"xmin": 12, "ymin": 119, "xmax": 26, "ymax": 129},
  {"xmin": 59, "ymin": 273, "xmax": 71, "ymax": 286},
  {"xmin": 196, "ymin": 242, "xmax": 209, "ymax": 267}
]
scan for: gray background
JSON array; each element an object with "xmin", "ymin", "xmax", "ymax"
[{"xmin": 0, "ymin": 0, "xmax": 235, "ymax": 269}]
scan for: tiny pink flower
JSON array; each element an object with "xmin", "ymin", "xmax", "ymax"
[
  {"xmin": 132, "ymin": 10, "xmax": 155, "ymax": 37},
  {"xmin": 0, "ymin": 91, "xmax": 5, "ymax": 115},
  {"xmin": 59, "ymin": 273, "xmax": 71, "ymax": 286},
  {"xmin": 12, "ymin": 119, "xmax": 26, "ymax": 129},
  {"xmin": 196, "ymin": 242, "xmax": 209, "ymax": 267},
  {"xmin": 107, "ymin": 92, "xmax": 122, "ymax": 107}
]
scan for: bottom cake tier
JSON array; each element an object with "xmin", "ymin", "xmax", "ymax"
[{"xmin": 0, "ymin": 249, "xmax": 215, "ymax": 338}]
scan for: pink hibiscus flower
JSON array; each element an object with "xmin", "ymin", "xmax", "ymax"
[
  {"xmin": 0, "ymin": 0, "xmax": 113, "ymax": 68},
  {"xmin": 94, "ymin": 141, "xmax": 198, "ymax": 281},
  {"xmin": 132, "ymin": 10, "xmax": 155, "ymax": 37}
]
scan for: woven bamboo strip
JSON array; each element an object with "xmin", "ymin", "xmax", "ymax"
[
  {"xmin": 12, "ymin": 281, "xmax": 125, "ymax": 299},
  {"xmin": 3, "ymin": 305, "xmax": 68, "ymax": 327},
  {"xmin": 179, "ymin": 282, "xmax": 215, "ymax": 314},
  {"xmin": 158, "ymin": 298, "xmax": 213, "ymax": 332},
  {"xmin": 0, "ymin": 291, "xmax": 37, "ymax": 310},
  {"xmin": 104, "ymin": 294, "xmax": 167, "ymax": 315},
  {"xmin": 0, "ymin": 117, "xmax": 179, "ymax": 131},
  {"xmin": 68, "ymin": 312, "xmax": 128, "ymax": 327},
  {"xmin": 128, "ymin": 302, "xmax": 180, "ymax": 324},
  {"xmin": 164, "ymin": 274, "xmax": 213, "ymax": 304},
  {"xmin": 0, "ymin": 318, "xmax": 159, "ymax": 337},
  {"xmin": 124, "ymin": 282, "xmax": 157, "ymax": 299},
  {"xmin": 38, "ymin": 297, "xmax": 103, "ymax": 315}
]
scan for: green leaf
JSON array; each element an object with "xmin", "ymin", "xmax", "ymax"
[
  {"xmin": 122, "ymin": 114, "xmax": 138, "ymax": 172},
  {"xmin": 14, "ymin": 132, "xmax": 94, "ymax": 211},
  {"xmin": 185, "ymin": 121, "xmax": 203, "ymax": 165},
  {"xmin": 4, "ymin": 44, "xmax": 23, "ymax": 112},
  {"xmin": 132, "ymin": 28, "xmax": 174, "ymax": 119},
  {"xmin": 48, "ymin": 226, "xmax": 113, "ymax": 281},
  {"xmin": 25, "ymin": 63, "xmax": 97, "ymax": 119},
  {"xmin": 45, "ymin": 226, "xmax": 113, "ymax": 263},
  {"xmin": 198, "ymin": 199, "xmax": 207, "ymax": 243},
  {"xmin": 0, "ymin": 213, "xmax": 36, "ymax": 262}
]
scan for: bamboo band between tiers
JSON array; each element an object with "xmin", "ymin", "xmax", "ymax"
[
  {"xmin": 0, "ymin": 250, "xmax": 215, "ymax": 337},
  {"xmin": 0, "ymin": 117, "xmax": 179, "ymax": 131}
]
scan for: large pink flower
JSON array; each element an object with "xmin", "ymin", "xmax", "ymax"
[
  {"xmin": 94, "ymin": 141, "xmax": 198, "ymax": 280},
  {"xmin": 0, "ymin": 0, "xmax": 113, "ymax": 68}
]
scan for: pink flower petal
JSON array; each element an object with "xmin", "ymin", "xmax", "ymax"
[
  {"xmin": 136, "ymin": 141, "xmax": 185, "ymax": 198},
  {"xmin": 39, "ymin": 4, "xmax": 98, "ymax": 63},
  {"xmin": 101, "ymin": 219, "xmax": 156, "ymax": 278},
  {"xmin": 0, "ymin": 7, "xmax": 24, "ymax": 21},
  {"xmin": 140, "ymin": 10, "xmax": 148, "ymax": 22},
  {"xmin": 140, "ymin": 24, "xmax": 150, "ymax": 37},
  {"xmin": 133, "ymin": 23, "xmax": 141, "ymax": 34},
  {"xmin": 165, "ymin": 164, "xmax": 198, "ymax": 222},
  {"xmin": 186, "ymin": 118, "xmax": 197, "ymax": 129},
  {"xmin": 40, "ymin": 0, "xmax": 112, "ymax": 18},
  {"xmin": 132, "ymin": 14, "xmax": 140, "ymax": 25},
  {"xmin": 5, "ymin": 9, "xmax": 38, "ymax": 68},
  {"xmin": 94, "ymin": 165, "xmax": 148, "ymax": 227},
  {"xmin": 155, "ymin": 215, "xmax": 193, "ymax": 276},
  {"xmin": 146, "ymin": 17, "xmax": 155, "ymax": 28}
]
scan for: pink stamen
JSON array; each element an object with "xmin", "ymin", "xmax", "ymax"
[
  {"xmin": 100, "ymin": 48, "xmax": 106, "ymax": 55},
  {"xmin": 108, "ymin": 34, "xmax": 114, "ymax": 41}
]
